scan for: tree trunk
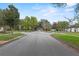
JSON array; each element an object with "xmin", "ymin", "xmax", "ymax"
[
  {"xmin": 10, "ymin": 27, "xmax": 13, "ymax": 35},
  {"xmin": 70, "ymin": 28, "xmax": 72, "ymax": 32}
]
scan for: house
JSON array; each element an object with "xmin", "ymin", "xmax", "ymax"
[
  {"xmin": 0, "ymin": 27, "xmax": 4, "ymax": 32},
  {"xmin": 65, "ymin": 25, "xmax": 79, "ymax": 32}
]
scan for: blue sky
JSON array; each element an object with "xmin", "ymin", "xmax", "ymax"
[{"xmin": 0, "ymin": 3, "xmax": 77, "ymax": 23}]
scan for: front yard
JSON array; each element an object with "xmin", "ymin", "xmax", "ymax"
[
  {"xmin": 0, "ymin": 32, "xmax": 23, "ymax": 45},
  {"xmin": 51, "ymin": 32, "xmax": 79, "ymax": 49},
  {"xmin": 0, "ymin": 32, "xmax": 22, "ymax": 41}
]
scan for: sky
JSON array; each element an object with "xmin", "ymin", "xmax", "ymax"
[{"xmin": 0, "ymin": 3, "xmax": 77, "ymax": 24}]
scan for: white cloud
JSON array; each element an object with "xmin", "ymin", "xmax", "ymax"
[
  {"xmin": 65, "ymin": 3, "xmax": 75, "ymax": 12},
  {"xmin": 40, "ymin": 9, "xmax": 47, "ymax": 12},
  {"xmin": 32, "ymin": 7, "xmax": 42, "ymax": 10},
  {"xmin": 32, "ymin": 4, "xmax": 43, "ymax": 10},
  {"xmin": 66, "ymin": 3, "xmax": 76, "ymax": 7},
  {"xmin": 65, "ymin": 8, "xmax": 74, "ymax": 12},
  {"xmin": 32, "ymin": 4, "xmax": 57, "ymax": 17},
  {"xmin": 42, "ymin": 8, "xmax": 57, "ymax": 17},
  {"xmin": 43, "ymin": 10, "xmax": 56, "ymax": 16}
]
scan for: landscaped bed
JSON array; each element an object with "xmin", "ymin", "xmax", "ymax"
[{"xmin": 51, "ymin": 32, "xmax": 79, "ymax": 50}]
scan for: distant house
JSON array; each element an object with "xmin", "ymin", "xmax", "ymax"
[
  {"xmin": 65, "ymin": 25, "xmax": 79, "ymax": 32},
  {"xmin": 65, "ymin": 28, "xmax": 79, "ymax": 32},
  {"xmin": 0, "ymin": 27, "xmax": 4, "ymax": 32},
  {"xmin": 51, "ymin": 29, "xmax": 56, "ymax": 32}
]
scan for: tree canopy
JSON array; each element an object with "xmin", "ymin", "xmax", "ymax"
[
  {"xmin": 4, "ymin": 4, "xmax": 20, "ymax": 30},
  {"xmin": 39, "ymin": 19, "xmax": 52, "ymax": 31}
]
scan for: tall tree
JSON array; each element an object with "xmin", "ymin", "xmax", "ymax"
[
  {"xmin": 64, "ymin": 17, "xmax": 76, "ymax": 32},
  {"xmin": 4, "ymin": 4, "xmax": 20, "ymax": 32},
  {"xmin": 57, "ymin": 21, "xmax": 69, "ymax": 31},
  {"xmin": 23, "ymin": 16, "xmax": 31, "ymax": 31},
  {"xmin": 75, "ymin": 4, "xmax": 79, "ymax": 25},
  {"xmin": 52, "ymin": 22, "xmax": 58, "ymax": 31},
  {"xmin": 0, "ymin": 9, "xmax": 4, "ymax": 27},
  {"xmin": 30, "ymin": 16, "xmax": 38, "ymax": 31},
  {"xmin": 21, "ymin": 16, "xmax": 38, "ymax": 31},
  {"xmin": 0, "ymin": 9, "xmax": 7, "ymax": 32},
  {"xmin": 75, "ymin": 3, "xmax": 79, "ymax": 17},
  {"xmin": 39, "ymin": 19, "xmax": 51, "ymax": 31}
]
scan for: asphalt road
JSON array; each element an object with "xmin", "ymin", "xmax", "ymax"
[{"xmin": 0, "ymin": 31, "xmax": 79, "ymax": 56}]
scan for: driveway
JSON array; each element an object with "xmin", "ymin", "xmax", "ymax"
[{"xmin": 0, "ymin": 31, "xmax": 78, "ymax": 56}]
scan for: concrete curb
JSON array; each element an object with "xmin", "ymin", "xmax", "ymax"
[{"xmin": 0, "ymin": 34, "xmax": 25, "ymax": 46}]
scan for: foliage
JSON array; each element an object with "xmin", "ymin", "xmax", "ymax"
[
  {"xmin": 30, "ymin": 16, "xmax": 38, "ymax": 31},
  {"xmin": 52, "ymin": 22, "xmax": 58, "ymax": 31},
  {"xmin": 0, "ymin": 9, "xmax": 5, "ymax": 27},
  {"xmin": 23, "ymin": 16, "xmax": 31, "ymax": 30},
  {"xmin": 75, "ymin": 3, "xmax": 79, "ymax": 25},
  {"xmin": 57, "ymin": 21, "xmax": 69, "ymax": 31},
  {"xmin": 39, "ymin": 19, "xmax": 52, "ymax": 31},
  {"xmin": 52, "ymin": 21, "xmax": 69, "ymax": 31},
  {"xmin": 4, "ymin": 4, "xmax": 20, "ymax": 30},
  {"xmin": 21, "ymin": 16, "xmax": 38, "ymax": 31}
]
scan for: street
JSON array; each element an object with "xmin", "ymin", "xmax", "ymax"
[{"xmin": 0, "ymin": 31, "xmax": 78, "ymax": 56}]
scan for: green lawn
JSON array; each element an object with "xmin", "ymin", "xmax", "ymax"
[
  {"xmin": 52, "ymin": 32, "xmax": 79, "ymax": 49},
  {"xmin": 0, "ymin": 32, "xmax": 22, "ymax": 41},
  {"xmin": 65, "ymin": 32, "xmax": 79, "ymax": 36}
]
